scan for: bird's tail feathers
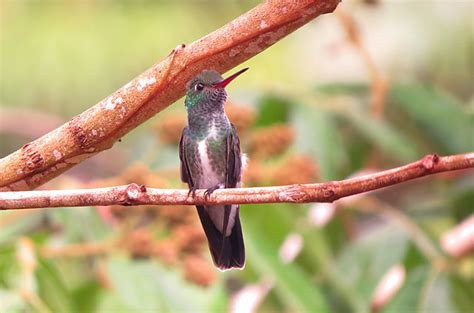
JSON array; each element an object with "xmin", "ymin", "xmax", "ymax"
[{"xmin": 196, "ymin": 205, "xmax": 245, "ymax": 270}]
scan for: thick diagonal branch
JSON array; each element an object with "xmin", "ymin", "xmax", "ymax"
[
  {"xmin": 1, "ymin": 153, "xmax": 472, "ymax": 210},
  {"xmin": 0, "ymin": 0, "xmax": 340, "ymax": 191}
]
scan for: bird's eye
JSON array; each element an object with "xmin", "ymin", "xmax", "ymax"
[{"xmin": 195, "ymin": 83, "xmax": 204, "ymax": 91}]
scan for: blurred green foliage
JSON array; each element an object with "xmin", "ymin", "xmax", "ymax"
[{"xmin": 1, "ymin": 1, "xmax": 473, "ymax": 313}]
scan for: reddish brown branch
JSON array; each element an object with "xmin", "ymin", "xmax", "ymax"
[
  {"xmin": 0, "ymin": 0, "xmax": 340, "ymax": 191},
  {"xmin": 1, "ymin": 153, "xmax": 472, "ymax": 210}
]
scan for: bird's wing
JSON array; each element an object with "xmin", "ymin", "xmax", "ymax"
[
  {"xmin": 226, "ymin": 124, "xmax": 242, "ymax": 188},
  {"xmin": 179, "ymin": 127, "xmax": 194, "ymax": 187}
]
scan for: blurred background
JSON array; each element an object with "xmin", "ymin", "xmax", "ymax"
[{"xmin": 1, "ymin": 1, "xmax": 473, "ymax": 312}]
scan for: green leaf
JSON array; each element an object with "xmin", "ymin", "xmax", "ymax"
[
  {"xmin": 314, "ymin": 82, "xmax": 369, "ymax": 96},
  {"xmin": 383, "ymin": 266, "xmax": 429, "ymax": 313},
  {"xmin": 450, "ymin": 274, "xmax": 474, "ymax": 313},
  {"xmin": 447, "ymin": 179, "xmax": 474, "ymax": 221},
  {"xmin": 0, "ymin": 211, "xmax": 44, "ymax": 245},
  {"xmin": 0, "ymin": 289, "xmax": 27, "ymax": 313},
  {"xmin": 343, "ymin": 110, "xmax": 420, "ymax": 162},
  {"xmin": 53, "ymin": 258, "xmax": 97, "ymax": 291},
  {"xmin": 336, "ymin": 224, "xmax": 409, "ymax": 307},
  {"xmin": 106, "ymin": 257, "xmax": 209, "ymax": 312},
  {"xmin": 36, "ymin": 259, "xmax": 75, "ymax": 313},
  {"xmin": 242, "ymin": 204, "xmax": 329, "ymax": 312},
  {"xmin": 390, "ymin": 85, "xmax": 473, "ymax": 154},
  {"xmin": 292, "ymin": 104, "xmax": 348, "ymax": 180},
  {"xmin": 49, "ymin": 207, "xmax": 111, "ymax": 243},
  {"xmin": 381, "ymin": 264, "xmax": 472, "ymax": 313},
  {"xmin": 299, "ymin": 224, "xmax": 366, "ymax": 313},
  {"xmin": 71, "ymin": 280, "xmax": 102, "ymax": 313},
  {"xmin": 254, "ymin": 95, "xmax": 291, "ymax": 126},
  {"xmin": 0, "ymin": 244, "xmax": 16, "ymax": 287},
  {"xmin": 402, "ymin": 243, "xmax": 427, "ymax": 272},
  {"xmin": 421, "ymin": 272, "xmax": 454, "ymax": 313},
  {"xmin": 97, "ymin": 291, "xmax": 136, "ymax": 312},
  {"xmin": 205, "ymin": 283, "xmax": 229, "ymax": 313}
]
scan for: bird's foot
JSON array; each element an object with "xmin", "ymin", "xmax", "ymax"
[
  {"xmin": 187, "ymin": 186, "xmax": 198, "ymax": 198},
  {"xmin": 204, "ymin": 184, "xmax": 224, "ymax": 200}
]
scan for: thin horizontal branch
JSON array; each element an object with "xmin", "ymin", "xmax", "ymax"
[
  {"xmin": 0, "ymin": 0, "xmax": 340, "ymax": 191},
  {"xmin": 1, "ymin": 153, "xmax": 472, "ymax": 210}
]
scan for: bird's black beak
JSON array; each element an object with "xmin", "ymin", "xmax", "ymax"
[{"xmin": 212, "ymin": 67, "xmax": 249, "ymax": 88}]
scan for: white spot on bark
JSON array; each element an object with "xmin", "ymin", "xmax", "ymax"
[
  {"xmin": 244, "ymin": 38, "xmax": 264, "ymax": 54},
  {"xmin": 303, "ymin": 6, "xmax": 317, "ymax": 17},
  {"xmin": 104, "ymin": 96, "xmax": 124, "ymax": 110},
  {"xmin": 229, "ymin": 49, "xmax": 240, "ymax": 57},
  {"xmin": 260, "ymin": 20, "xmax": 268, "ymax": 29},
  {"xmin": 30, "ymin": 173, "xmax": 43, "ymax": 183},
  {"xmin": 126, "ymin": 186, "xmax": 140, "ymax": 200},
  {"xmin": 91, "ymin": 129, "xmax": 98, "ymax": 136},
  {"xmin": 53, "ymin": 150, "xmax": 62, "ymax": 161},
  {"xmin": 55, "ymin": 162, "xmax": 67, "ymax": 170},
  {"xmin": 137, "ymin": 77, "xmax": 157, "ymax": 91},
  {"xmin": 8, "ymin": 180, "xmax": 29, "ymax": 191},
  {"xmin": 115, "ymin": 97, "xmax": 123, "ymax": 105},
  {"xmin": 244, "ymin": 28, "xmax": 286, "ymax": 54},
  {"xmin": 265, "ymin": 28, "xmax": 286, "ymax": 46},
  {"xmin": 104, "ymin": 97, "xmax": 116, "ymax": 110}
]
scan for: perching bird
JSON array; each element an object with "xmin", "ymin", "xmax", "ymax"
[{"xmin": 179, "ymin": 68, "xmax": 248, "ymax": 270}]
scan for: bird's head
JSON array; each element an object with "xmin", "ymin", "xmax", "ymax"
[{"xmin": 185, "ymin": 68, "xmax": 248, "ymax": 112}]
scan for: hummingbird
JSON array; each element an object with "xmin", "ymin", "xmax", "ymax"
[{"xmin": 179, "ymin": 68, "xmax": 248, "ymax": 270}]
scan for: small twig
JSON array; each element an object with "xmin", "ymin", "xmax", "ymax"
[
  {"xmin": 0, "ymin": 0, "xmax": 340, "ymax": 191},
  {"xmin": 1, "ymin": 153, "xmax": 472, "ymax": 210}
]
